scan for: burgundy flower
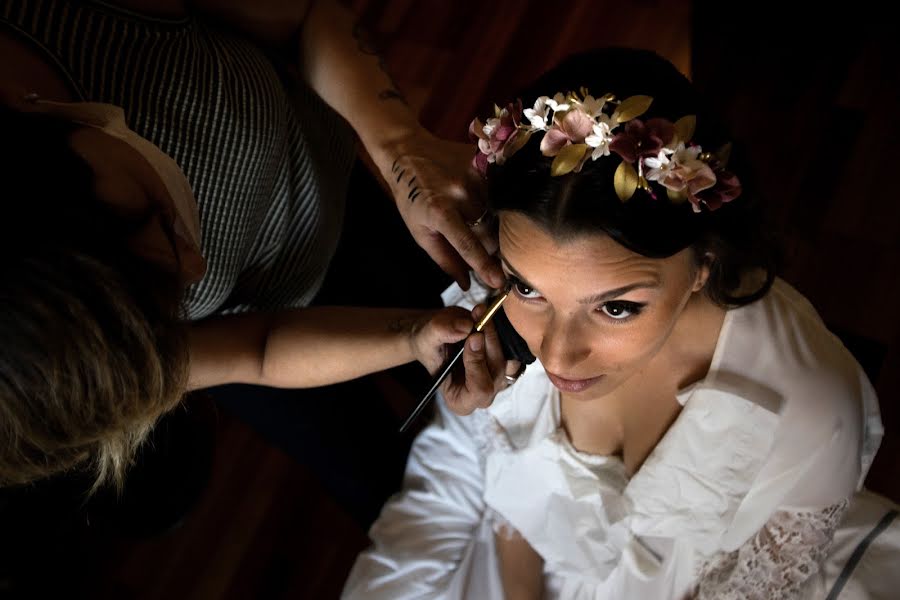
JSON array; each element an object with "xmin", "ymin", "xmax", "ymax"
[
  {"xmin": 472, "ymin": 150, "xmax": 489, "ymax": 176},
  {"xmin": 690, "ymin": 169, "xmax": 742, "ymax": 211},
  {"xmin": 609, "ymin": 118, "xmax": 676, "ymax": 163}
]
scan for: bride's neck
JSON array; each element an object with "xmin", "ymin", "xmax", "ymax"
[{"xmin": 665, "ymin": 291, "xmax": 727, "ymax": 390}]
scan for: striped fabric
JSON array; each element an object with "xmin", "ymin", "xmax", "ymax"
[{"xmin": 1, "ymin": 0, "xmax": 356, "ymax": 319}]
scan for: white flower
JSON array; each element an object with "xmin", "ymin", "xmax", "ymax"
[
  {"xmin": 478, "ymin": 117, "xmax": 500, "ymax": 156},
  {"xmin": 671, "ymin": 142, "xmax": 702, "ymax": 165},
  {"xmin": 545, "ymin": 92, "xmax": 570, "ymax": 112},
  {"xmin": 585, "ymin": 115, "xmax": 615, "ymax": 159},
  {"xmin": 646, "ymin": 143, "xmax": 706, "ymax": 183},
  {"xmin": 590, "ymin": 145, "xmax": 610, "ymax": 160},
  {"xmin": 644, "ymin": 149, "xmax": 673, "ymax": 181},
  {"xmin": 644, "ymin": 141, "xmax": 718, "ymax": 203},
  {"xmin": 581, "ymin": 94, "xmax": 607, "ymax": 117},
  {"xmin": 523, "ymin": 96, "xmax": 550, "ymax": 130},
  {"xmin": 482, "ymin": 117, "xmax": 501, "ymax": 137}
]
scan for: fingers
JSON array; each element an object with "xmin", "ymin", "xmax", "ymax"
[
  {"xmin": 448, "ymin": 303, "xmax": 514, "ymax": 414},
  {"xmin": 412, "ymin": 307, "xmax": 471, "ymax": 374},
  {"xmin": 504, "ymin": 360, "xmax": 523, "ymax": 378},
  {"xmin": 430, "ymin": 306, "xmax": 473, "ymax": 345},
  {"xmin": 416, "ymin": 230, "xmax": 473, "ymax": 290},
  {"xmin": 396, "ymin": 167, "xmax": 502, "ymax": 289},
  {"xmin": 431, "ymin": 207, "xmax": 504, "ymax": 289},
  {"xmin": 471, "ymin": 219, "xmax": 500, "ymax": 257},
  {"xmin": 472, "ymin": 304, "xmax": 505, "ymax": 380},
  {"xmin": 445, "ymin": 332, "xmax": 493, "ymax": 415}
]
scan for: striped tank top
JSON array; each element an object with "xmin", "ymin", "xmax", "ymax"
[{"xmin": 1, "ymin": 0, "xmax": 356, "ymax": 320}]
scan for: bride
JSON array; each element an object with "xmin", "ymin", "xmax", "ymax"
[{"xmin": 342, "ymin": 48, "xmax": 897, "ymax": 599}]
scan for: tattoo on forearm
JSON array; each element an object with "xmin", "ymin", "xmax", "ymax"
[
  {"xmin": 351, "ymin": 20, "xmax": 407, "ymax": 105},
  {"xmin": 392, "ymin": 158, "xmax": 422, "ymax": 203},
  {"xmin": 388, "ymin": 316, "xmax": 418, "ymax": 334}
]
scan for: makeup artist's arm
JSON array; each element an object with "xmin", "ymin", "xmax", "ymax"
[
  {"xmin": 186, "ymin": 307, "xmax": 472, "ymax": 390},
  {"xmin": 296, "ymin": 0, "xmax": 503, "ymax": 290},
  {"xmin": 189, "ymin": 0, "xmax": 503, "ymax": 290}
]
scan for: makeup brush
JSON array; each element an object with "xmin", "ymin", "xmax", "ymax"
[{"xmin": 399, "ymin": 290, "xmax": 510, "ymax": 433}]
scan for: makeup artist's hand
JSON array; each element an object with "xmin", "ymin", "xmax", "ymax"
[
  {"xmin": 414, "ymin": 303, "xmax": 521, "ymax": 416},
  {"xmin": 445, "ymin": 303, "xmax": 522, "ymax": 415},
  {"xmin": 409, "ymin": 306, "xmax": 473, "ymax": 371},
  {"xmin": 374, "ymin": 131, "xmax": 504, "ymax": 291}
]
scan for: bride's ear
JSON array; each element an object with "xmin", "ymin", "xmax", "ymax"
[{"xmin": 691, "ymin": 252, "xmax": 714, "ymax": 292}]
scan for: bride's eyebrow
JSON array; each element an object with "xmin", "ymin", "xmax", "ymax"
[
  {"xmin": 500, "ymin": 252, "xmax": 659, "ymax": 303},
  {"xmin": 577, "ymin": 282, "xmax": 659, "ymax": 305}
]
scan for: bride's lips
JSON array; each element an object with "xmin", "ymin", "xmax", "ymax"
[{"xmin": 545, "ymin": 371, "xmax": 605, "ymax": 393}]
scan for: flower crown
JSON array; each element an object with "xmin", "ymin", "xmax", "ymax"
[{"xmin": 469, "ymin": 89, "xmax": 741, "ymax": 212}]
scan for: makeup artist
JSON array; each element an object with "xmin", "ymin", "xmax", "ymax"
[{"xmin": 0, "ymin": 0, "xmax": 516, "ymax": 523}]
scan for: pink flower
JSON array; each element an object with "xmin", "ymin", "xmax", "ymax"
[
  {"xmin": 469, "ymin": 101, "xmax": 524, "ymax": 175},
  {"xmin": 662, "ymin": 161, "xmax": 717, "ymax": 193},
  {"xmin": 657, "ymin": 147, "xmax": 716, "ymax": 193},
  {"xmin": 539, "ymin": 108, "xmax": 594, "ymax": 156},
  {"xmin": 650, "ymin": 144, "xmax": 713, "ymax": 195},
  {"xmin": 609, "ymin": 118, "xmax": 676, "ymax": 163}
]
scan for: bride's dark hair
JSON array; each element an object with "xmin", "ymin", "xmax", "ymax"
[{"xmin": 487, "ymin": 48, "xmax": 779, "ymax": 307}]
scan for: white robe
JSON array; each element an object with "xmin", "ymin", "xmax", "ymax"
[{"xmin": 344, "ymin": 279, "xmax": 897, "ymax": 599}]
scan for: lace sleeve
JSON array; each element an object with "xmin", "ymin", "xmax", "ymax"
[{"xmin": 692, "ymin": 500, "xmax": 849, "ymax": 600}]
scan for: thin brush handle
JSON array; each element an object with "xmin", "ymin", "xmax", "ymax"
[
  {"xmin": 399, "ymin": 291, "xmax": 509, "ymax": 433},
  {"xmin": 398, "ymin": 344, "xmax": 464, "ymax": 433}
]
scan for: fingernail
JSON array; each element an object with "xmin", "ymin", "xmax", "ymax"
[
  {"xmin": 469, "ymin": 335, "xmax": 483, "ymax": 352},
  {"xmin": 455, "ymin": 319, "xmax": 472, "ymax": 333}
]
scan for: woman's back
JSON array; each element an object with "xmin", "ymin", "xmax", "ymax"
[{"xmin": 0, "ymin": 0, "xmax": 355, "ymax": 318}]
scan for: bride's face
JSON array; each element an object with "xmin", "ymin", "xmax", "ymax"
[{"xmin": 499, "ymin": 211, "xmax": 708, "ymax": 398}]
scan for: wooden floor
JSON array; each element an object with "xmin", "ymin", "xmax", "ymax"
[{"xmin": 6, "ymin": 2, "xmax": 897, "ymax": 599}]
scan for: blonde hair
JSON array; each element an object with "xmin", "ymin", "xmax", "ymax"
[
  {"xmin": 0, "ymin": 253, "xmax": 189, "ymax": 492},
  {"xmin": 1, "ymin": 105, "xmax": 189, "ymax": 492}
]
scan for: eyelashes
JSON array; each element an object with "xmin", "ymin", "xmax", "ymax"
[
  {"xmin": 506, "ymin": 274, "xmax": 540, "ymax": 299},
  {"xmin": 503, "ymin": 274, "xmax": 646, "ymax": 321},
  {"xmin": 599, "ymin": 301, "xmax": 645, "ymax": 320}
]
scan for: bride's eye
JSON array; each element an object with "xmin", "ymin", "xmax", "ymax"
[
  {"xmin": 507, "ymin": 276, "xmax": 542, "ymax": 300},
  {"xmin": 514, "ymin": 282, "xmax": 542, "ymax": 300},
  {"xmin": 599, "ymin": 301, "xmax": 644, "ymax": 320}
]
